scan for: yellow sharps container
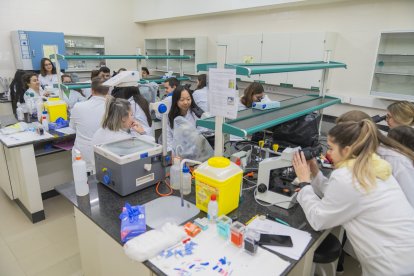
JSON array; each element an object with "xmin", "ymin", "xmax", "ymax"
[
  {"xmin": 44, "ymin": 97, "xmax": 68, "ymax": 122},
  {"xmin": 194, "ymin": 157, "xmax": 243, "ymax": 216}
]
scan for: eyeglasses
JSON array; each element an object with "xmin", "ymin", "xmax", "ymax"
[{"xmin": 44, "ymin": 63, "xmax": 53, "ymax": 66}]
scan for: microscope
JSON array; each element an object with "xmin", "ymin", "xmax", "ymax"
[{"xmin": 255, "ymin": 146, "xmax": 322, "ymax": 209}]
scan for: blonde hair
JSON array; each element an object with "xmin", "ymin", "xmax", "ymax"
[
  {"xmin": 101, "ymin": 96, "xmax": 131, "ymax": 131},
  {"xmin": 388, "ymin": 101, "xmax": 414, "ymax": 126},
  {"xmin": 329, "ymin": 120, "xmax": 379, "ymax": 191},
  {"xmin": 336, "ymin": 110, "xmax": 414, "ymax": 162}
]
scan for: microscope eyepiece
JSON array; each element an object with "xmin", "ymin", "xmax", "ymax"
[{"xmin": 301, "ymin": 146, "xmax": 322, "ymax": 160}]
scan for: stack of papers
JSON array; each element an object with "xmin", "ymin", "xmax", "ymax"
[{"xmin": 247, "ymin": 218, "xmax": 312, "ymax": 260}]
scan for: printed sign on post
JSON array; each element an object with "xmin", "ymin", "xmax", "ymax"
[{"xmin": 208, "ymin": 68, "xmax": 238, "ymax": 119}]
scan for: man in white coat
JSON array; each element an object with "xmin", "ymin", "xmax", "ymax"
[{"xmin": 70, "ymin": 77, "xmax": 109, "ymax": 173}]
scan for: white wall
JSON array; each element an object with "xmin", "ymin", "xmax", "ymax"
[
  {"xmin": 140, "ymin": 0, "xmax": 414, "ymax": 115},
  {"xmin": 0, "ymin": 0, "xmax": 144, "ymax": 78}
]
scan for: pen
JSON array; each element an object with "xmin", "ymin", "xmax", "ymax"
[
  {"xmin": 266, "ymin": 214, "xmax": 290, "ymax": 227},
  {"xmin": 245, "ymin": 214, "xmax": 258, "ymax": 225}
]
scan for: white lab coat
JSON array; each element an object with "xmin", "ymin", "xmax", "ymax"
[
  {"xmin": 92, "ymin": 128, "xmax": 155, "ymax": 146},
  {"xmin": 69, "ymin": 96, "xmax": 106, "ymax": 172},
  {"xmin": 192, "ymin": 87, "xmax": 208, "ymax": 112},
  {"xmin": 155, "ymin": 96, "xmax": 172, "ymax": 120},
  {"xmin": 63, "ymin": 90, "xmax": 86, "ymax": 110},
  {"xmin": 377, "ymin": 145, "xmax": 414, "ymax": 208},
  {"xmin": 38, "ymin": 74, "xmax": 58, "ymax": 88},
  {"xmin": 82, "ymin": 88, "xmax": 92, "ymax": 99},
  {"xmin": 24, "ymin": 88, "xmax": 45, "ymax": 103},
  {"xmin": 166, "ymin": 110, "xmax": 198, "ymax": 152},
  {"xmin": 297, "ymin": 168, "xmax": 414, "ymax": 276},
  {"xmin": 128, "ymin": 97, "xmax": 154, "ymax": 137}
]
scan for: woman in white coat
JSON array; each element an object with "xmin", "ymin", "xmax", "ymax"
[
  {"xmin": 92, "ymin": 97, "xmax": 154, "ymax": 146},
  {"xmin": 337, "ymin": 110, "xmax": 414, "ymax": 207},
  {"xmin": 292, "ymin": 119, "xmax": 414, "ymax": 276},
  {"xmin": 38, "ymin": 58, "xmax": 58, "ymax": 89},
  {"xmin": 167, "ymin": 85, "xmax": 204, "ymax": 153},
  {"xmin": 192, "ymin": 74, "xmax": 208, "ymax": 112}
]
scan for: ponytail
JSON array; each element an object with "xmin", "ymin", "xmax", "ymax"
[
  {"xmin": 329, "ymin": 119, "xmax": 380, "ymax": 191},
  {"xmin": 102, "ymin": 96, "xmax": 130, "ymax": 131},
  {"xmin": 122, "ymin": 86, "xmax": 152, "ymax": 127}
]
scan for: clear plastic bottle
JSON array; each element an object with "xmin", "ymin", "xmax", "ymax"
[
  {"xmin": 207, "ymin": 194, "xmax": 219, "ymax": 222},
  {"xmin": 169, "ymin": 157, "xmax": 181, "ymax": 190},
  {"xmin": 72, "ymin": 150, "xmax": 89, "ymax": 196},
  {"xmin": 16, "ymin": 103, "xmax": 24, "ymax": 121},
  {"xmin": 36, "ymin": 99, "xmax": 44, "ymax": 122},
  {"xmin": 41, "ymin": 110, "xmax": 49, "ymax": 131},
  {"xmin": 181, "ymin": 164, "xmax": 192, "ymax": 195}
]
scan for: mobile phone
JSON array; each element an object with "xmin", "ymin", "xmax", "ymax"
[{"xmin": 258, "ymin": 234, "xmax": 293, "ymax": 247}]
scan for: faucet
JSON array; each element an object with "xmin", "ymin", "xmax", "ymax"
[{"xmin": 179, "ymin": 159, "xmax": 202, "ymax": 207}]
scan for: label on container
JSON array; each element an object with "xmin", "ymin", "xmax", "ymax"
[{"xmin": 196, "ymin": 180, "xmax": 219, "ymax": 211}]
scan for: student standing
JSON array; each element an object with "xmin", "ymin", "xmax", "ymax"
[
  {"xmin": 38, "ymin": 58, "xmax": 58, "ymax": 89},
  {"xmin": 155, "ymin": 77, "xmax": 180, "ymax": 120},
  {"xmin": 92, "ymin": 97, "xmax": 154, "ymax": 146},
  {"xmin": 293, "ymin": 120, "xmax": 414, "ymax": 276},
  {"xmin": 70, "ymin": 77, "xmax": 108, "ymax": 173}
]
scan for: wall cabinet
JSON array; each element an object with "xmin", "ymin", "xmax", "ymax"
[
  {"xmin": 145, "ymin": 37, "xmax": 207, "ymax": 74},
  {"xmin": 64, "ymin": 35, "xmax": 105, "ymax": 79},
  {"xmin": 217, "ymin": 32, "xmax": 337, "ymax": 89},
  {"xmin": 371, "ymin": 31, "xmax": 414, "ymax": 101}
]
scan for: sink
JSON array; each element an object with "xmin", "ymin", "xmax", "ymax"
[{"xmin": 144, "ymin": 196, "xmax": 200, "ymax": 229}]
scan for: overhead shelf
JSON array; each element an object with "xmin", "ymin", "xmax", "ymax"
[
  {"xmin": 197, "ymin": 61, "xmax": 347, "ymax": 77},
  {"xmin": 196, "ymin": 95, "xmax": 341, "ymax": 137},
  {"xmin": 58, "ymin": 76, "xmax": 191, "ymax": 91},
  {"xmin": 51, "ymin": 54, "xmax": 191, "ymax": 60}
]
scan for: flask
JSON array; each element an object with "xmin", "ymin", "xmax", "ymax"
[
  {"xmin": 169, "ymin": 157, "xmax": 181, "ymax": 190},
  {"xmin": 181, "ymin": 164, "xmax": 191, "ymax": 195},
  {"xmin": 16, "ymin": 103, "xmax": 24, "ymax": 121},
  {"xmin": 41, "ymin": 110, "xmax": 49, "ymax": 131},
  {"xmin": 72, "ymin": 150, "xmax": 89, "ymax": 196},
  {"xmin": 207, "ymin": 194, "xmax": 218, "ymax": 222}
]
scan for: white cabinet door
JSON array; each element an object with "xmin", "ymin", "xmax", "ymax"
[
  {"xmin": 287, "ymin": 32, "xmax": 327, "ymax": 89},
  {"xmin": 261, "ymin": 33, "xmax": 291, "ymax": 85}
]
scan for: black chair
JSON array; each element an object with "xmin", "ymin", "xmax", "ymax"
[{"xmin": 312, "ymin": 233, "xmax": 342, "ymax": 276}]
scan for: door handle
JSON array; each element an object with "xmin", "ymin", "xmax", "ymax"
[{"xmin": 32, "ymin": 49, "xmax": 35, "ymax": 57}]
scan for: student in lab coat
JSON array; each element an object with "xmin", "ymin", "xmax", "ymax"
[
  {"xmin": 238, "ymin": 82, "xmax": 265, "ymax": 111},
  {"xmin": 388, "ymin": 125, "xmax": 414, "ymax": 151},
  {"xmin": 38, "ymin": 58, "xmax": 58, "ymax": 89},
  {"xmin": 192, "ymin": 74, "xmax": 208, "ymax": 113},
  {"xmin": 23, "ymin": 73, "xmax": 47, "ymax": 103},
  {"xmin": 92, "ymin": 97, "xmax": 154, "ymax": 145},
  {"xmin": 123, "ymin": 86, "xmax": 154, "ymax": 137},
  {"xmin": 386, "ymin": 100, "xmax": 414, "ymax": 129},
  {"xmin": 82, "ymin": 70, "xmax": 100, "ymax": 99},
  {"xmin": 154, "ymin": 77, "xmax": 180, "ymax": 120},
  {"xmin": 70, "ymin": 77, "xmax": 109, "ymax": 173},
  {"xmin": 337, "ymin": 110, "xmax": 414, "ymax": 207},
  {"xmin": 292, "ymin": 119, "xmax": 414, "ymax": 276},
  {"xmin": 167, "ymin": 85, "xmax": 203, "ymax": 152},
  {"xmin": 141, "ymin": 67, "xmax": 150, "ymax": 78},
  {"xmin": 61, "ymin": 74, "xmax": 86, "ymax": 110}
]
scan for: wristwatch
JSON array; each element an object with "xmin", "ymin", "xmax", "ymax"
[{"xmin": 298, "ymin": 182, "xmax": 310, "ymax": 189}]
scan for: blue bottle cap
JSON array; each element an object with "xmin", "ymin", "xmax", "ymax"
[
  {"xmin": 158, "ymin": 103, "xmax": 167, "ymax": 114},
  {"xmin": 183, "ymin": 164, "xmax": 190, "ymax": 173}
]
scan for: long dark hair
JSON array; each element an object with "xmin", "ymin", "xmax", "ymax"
[
  {"xmin": 196, "ymin": 74, "xmax": 207, "ymax": 90},
  {"xmin": 9, "ymin": 70, "xmax": 29, "ymax": 115},
  {"xmin": 240, "ymin": 82, "xmax": 264, "ymax": 108},
  {"xmin": 168, "ymin": 85, "xmax": 202, "ymax": 129},
  {"xmin": 40, "ymin": 58, "xmax": 57, "ymax": 76},
  {"xmin": 123, "ymin": 86, "xmax": 152, "ymax": 126}
]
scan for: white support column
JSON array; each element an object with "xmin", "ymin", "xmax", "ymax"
[
  {"xmin": 53, "ymin": 46, "xmax": 64, "ymax": 100},
  {"xmin": 213, "ymin": 45, "xmax": 228, "ymax": 157}
]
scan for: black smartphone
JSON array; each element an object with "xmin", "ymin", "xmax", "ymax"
[{"xmin": 259, "ymin": 234, "xmax": 293, "ymax": 247}]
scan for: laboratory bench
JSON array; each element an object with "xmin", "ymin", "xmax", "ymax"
[
  {"xmin": 0, "ymin": 119, "xmax": 75, "ymax": 223},
  {"xmin": 56, "ymin": 175, "xmax": 338, "ymax": 276}
]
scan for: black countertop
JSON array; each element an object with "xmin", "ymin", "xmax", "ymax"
[{"xmin": 56, "ymin": 174, "xmax": 323, "ymax": 276}]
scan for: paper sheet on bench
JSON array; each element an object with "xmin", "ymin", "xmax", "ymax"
[
  {"xmin": 247, "ymin": 218, "xmax": 312, "ymax": 260},
  {"xmin": 149, "ymin": 225, "xmax": 290, "ymax": 275}
]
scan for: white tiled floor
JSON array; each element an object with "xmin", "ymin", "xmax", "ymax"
[
  {"xmin": 0, "ymin": 190, "xmax": 82, "ymax": 276},
  {"xmin": 0, "ymin": 186, "xmax": 361, "ymax": 276}
]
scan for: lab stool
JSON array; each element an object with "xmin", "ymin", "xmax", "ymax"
[{"xmin": 312, "ymin": 233, "xmax": 342, "ymax": 276}]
